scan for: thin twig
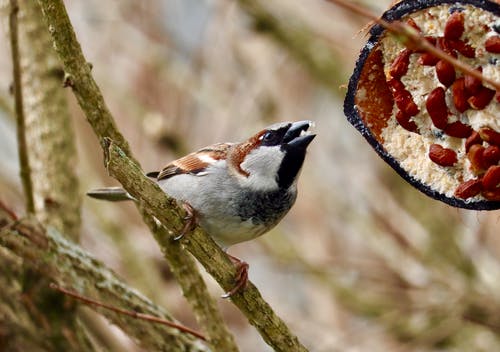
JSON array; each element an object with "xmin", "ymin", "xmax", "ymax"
[
  {"xmin": 0, "ymin": 214, "xmax": 208, "ymax": 351},
  {"xmin": 9, "ymin": 0, "xmax": 35, "ymax": 213},
  {"xmin": 0, "ymin": 199, "xmax": 18, "ymax": 221},
  {"xmin": 325, "ymin": 0, "xmax": 500, "ymax": 91},
  {"xmin": 49, "ymin": 283, "xmax": 207, "ymax": 341},
  {"xmin": 139, "ymin": 211, "xmax": 239, "ymax": 351}
]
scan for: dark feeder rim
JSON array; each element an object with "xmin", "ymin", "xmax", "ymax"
[{"xmin": 343, "ymin": 0, "xmax": 500, "ymax": 210}]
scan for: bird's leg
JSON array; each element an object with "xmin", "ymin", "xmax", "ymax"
[
  {"xmin": 221, "ymin": 253, "xmax": 249, "ymax": 299},
  {"xmin": 174, "ymin": 203, "xmax": 249, "ymax": 297},
  {"xmin": 174, "ymin": 202, "xmax": 197, "ymax": 240}
]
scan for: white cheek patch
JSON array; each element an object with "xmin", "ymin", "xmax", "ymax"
[{"xmin": 239, "ymin": 146, "xmax": 284, "ymax": 191}]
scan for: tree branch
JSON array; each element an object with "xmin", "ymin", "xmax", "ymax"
[
  {"xmin": 33, "ymin": 0, "xmax": 132, "ymax": 158},
  {"xmin": 140, "ymin": 211, "xmax": 239, "ymax": 351},
  {"xmin": 0, "ymin": 246, "xmax": 48, "ymax": 350},
  {"xmin": 7, "ymin": 0, "xmax": 92, "ymax": 349},
  {"xmin": 9, "ymin": 0, "xmax": 34, "ymax": 213},
  {"xmin": 50, "ymin": 283, "xmax": 207, "ymax": 342},
  {"xmin": 104, "ymin": 139, "xmax": 308, "ymax": 352},
  {"xmin": 36, "ymin": 0, "xmax": 308, "ymax": 350},
  {"xmin": 18, "ymin": 0, "xmax": 81, "ymax": 242},
  {"xmin": 35, "ymin": 0, "xmax": 238, "ymax": 350},
  {"xmin": 0, "ymin": 211, "xmax": 209, "ymax": 352},
  {"xmin": 236, "ymin": 0, "xmax": 345, "ymax": 96}
]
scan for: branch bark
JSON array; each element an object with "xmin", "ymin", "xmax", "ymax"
[
  {"xmin": 18, "ymin": 0, "xmax": 81, "ymax": 242},
  {"xmin": 35, "ymin": 1, "xmax": 239, "ymax": 350},
  {"xmin": 33, "ymin": 0, "xmax": 132, "ymax": 158},
  {"xmin": 105, "ymin": 139, "xmax": 308, "ymax": 352},
  {"xmin": 36, "ymin": 0, "xmax": 308, "ymax": 350},
  {"xmin": 6, "ymin": 0, "xmax": 92, "ymax": 349},
  {"xmin": 0, "ymin": 211, "xmax": 209, "ymax": 352},
  {"xmin": 140, "ymin": 211, "xmax": 239, "ymax": 351},
  {"xmin": 0, "ymin": 246, "xmax": 47, "ymax": 352},
  {"xmin": 9, "ymin": 0, "xmax": 34, "ymax": 213}
]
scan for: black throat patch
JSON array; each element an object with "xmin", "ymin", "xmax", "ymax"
[
  {"xmin": 276, "ymin": 146, "xmax": 307, "ymax": 189},
  {"xmin": 236, "ymin": 188, "xmax": 297, "ymax": 225}
]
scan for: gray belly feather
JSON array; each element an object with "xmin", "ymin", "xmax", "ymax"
[{"xmin": 158, "ymin": 172, "xmax": 297, "ymax": 247}]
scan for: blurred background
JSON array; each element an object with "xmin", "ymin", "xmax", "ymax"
[{"xmin": 1, "ymin": 0, "xmax": 500, "ymax": 351}]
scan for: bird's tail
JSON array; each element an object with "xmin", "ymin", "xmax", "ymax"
[{"xmin": 86, "ymin": 187, "xmax": 136, "ymax": 202}]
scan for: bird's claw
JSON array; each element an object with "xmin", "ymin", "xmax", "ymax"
[
  {"xmin": 174, "ymin": 202, "xmax": 197, "ymax": 241},
  {"xmin": 221, "ymin": 255, "xmax": 249, "ymax": 299}
]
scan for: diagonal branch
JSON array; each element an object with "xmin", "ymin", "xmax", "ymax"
[
  {"xmin": 236, "ymin": 0, "xmax": 345, "ymax": 96},
  {"xmin": 35, "ymin": 1, "xmax": 237, "ymax": 351},
  {"xmin": 104, "ymin": 139, "xmax": 308, "ymax": 351},
  {"xmin": 0, "ymin": 212, "xmax": 209, "ymax": 352},
  {"xmin": 36, "ymin": 0, "xmax": 307, "ymax": 350},
  {"xmin": 139, "ymin": 210, "xmax": 239, "ymax": 351},
  {"xmin": 50, "ymin": 283, "xmax": 207, "ymax": 342}
]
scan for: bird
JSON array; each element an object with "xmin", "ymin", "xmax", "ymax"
[{"xmin": 88, "ymin": 120, "xmax": 315, "ymax": 297}]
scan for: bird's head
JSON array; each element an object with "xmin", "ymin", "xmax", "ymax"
[{"xmin": 228, "ymin": 120, "xmax": 315, "ymax": 191}]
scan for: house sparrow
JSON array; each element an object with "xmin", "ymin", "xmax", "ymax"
[{"xmin": 89, "ymin": 120, "xmax": 315, "ymax": 296}]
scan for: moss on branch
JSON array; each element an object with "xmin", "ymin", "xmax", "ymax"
[
  {"xmin": 105, "ymin": 140, "xmax": 308, "ymax": 352},
  {"xmin": 35, "ymin": 0, "xmax": 237, "ymax": 350},
  {"xmin": 35, "ymin": 0, "xmax": 131, "ymax": 157},
  {"xmin": 36, "ymin": 0, "xmax": 309, "ymax": 350},
  {"xmin": 0, "ymin": 213, "xmax": 208, "ymax": 352}
]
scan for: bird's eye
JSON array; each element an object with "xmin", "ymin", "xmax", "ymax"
[
  {"xmin": 260, "ymin": 131, "xmax": 280, "ymax": 146},
  {"xmin": 263, "ymin": 131, "xmax": 274, "ymax": 141}
]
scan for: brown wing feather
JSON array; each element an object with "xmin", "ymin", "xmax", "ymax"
[
  {"xmin": 154, "ymin": 143, "xmax": 233, "ymax": 181},
  {"xmin": 196, "ymin": 142, "xmax": 232, "ymax": 156},
  {"xmin": 156, "ymin": 164, "xmax": 184, "ymax": 180}
]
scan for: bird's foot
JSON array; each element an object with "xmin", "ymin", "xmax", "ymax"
[
  {"xmin": 221, "ymin": 254, "xmax": 249, "ymax": 298},
  {"xmin": 174, "ymin": 202, "xmax": 197, "ymax": 240}
]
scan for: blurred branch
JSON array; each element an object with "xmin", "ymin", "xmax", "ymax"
[
  {"xmin": 0, "ymin": 246, "xmax": 47, "ymax": 351},
  {"xmin": 262, "ymin": 215, "xmax": 500, "ymax": 346},
  {"xmin": 6, "ymin": 0, "xmax": 92, "ymax": 349},
  {"xmin": 18, "ymin": 0, "xmax": 81, "ymax": 242},
  {"xmin": 50, "ymin": 283, "xmax": 207, "ymax": 341},
  {"xmin": 236, "ymin": 0, "xmax": 345, "ymax": 96},
  {"xmin": 463, "ymin": 297, "xmax": 500, "ymax": 332},
  {"xmin": 237, "ymin": 0, "xmax": 500, "ymax": 94},
  {"xmin": 325, "ymin": 0, "xmax": 500, "ymax": 90},
  {"xmin": 34, "ymin": 1, "xmax": 238, "ymax": 351},
  {"xmin": 9, "ymin": 0, "xmax": 34, "ymax": 213},
  {"xmin": 0, "ymin": 94, "xmax": 15, "ymax": 120},
  {"xmin": 0, "ymin": 212, "xmax": 209, "ymax": 352},
  {"xmin": 33, "ymin": 3, "xmax": 132, "ymax": 159},
  {"xmin": 35, "ymin": 0, "xmax": 307, "ymax": 351},
  {"xmin": 140, "ymin": 211, "xmax": 239, "ymax": 351}
]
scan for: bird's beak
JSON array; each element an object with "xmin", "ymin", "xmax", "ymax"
[{"xmin": 282, "ymin": 120, "xmax": 316, "ymax": 150}]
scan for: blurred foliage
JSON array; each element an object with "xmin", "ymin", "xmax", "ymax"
[{"xmin": 1, "ymin": 0, "xmax": 500, "ymax": 351}]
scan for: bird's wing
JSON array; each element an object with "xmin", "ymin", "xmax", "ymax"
[{"xmin": 148, "ymin": 143, "xmax": 233, "ymax": 181}]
